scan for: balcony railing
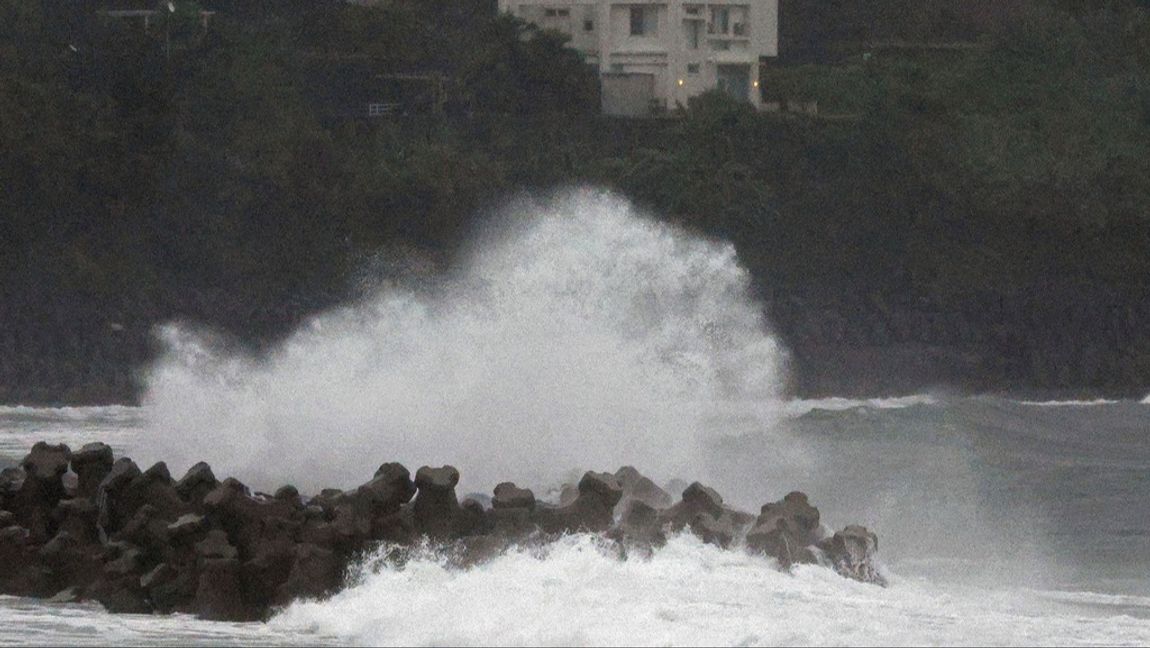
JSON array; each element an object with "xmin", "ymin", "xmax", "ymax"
[{"xmin": 706, "ymin": 22, "xmax": 749, "ymax": 37}]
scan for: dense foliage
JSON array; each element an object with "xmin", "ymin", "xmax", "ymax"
[{"xmin": 2, "ymin": 0, "xmax": 1150, "ymax": 401}]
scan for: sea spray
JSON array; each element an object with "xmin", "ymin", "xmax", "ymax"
[
  {"xmin": 269, "ymin": 533, "xmax": 1150, "ymax": 647},
  {"xmin": 138, "ymin": 190, "xmax": 792, "ymax": 492}
]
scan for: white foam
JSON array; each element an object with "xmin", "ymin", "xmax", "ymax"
[
  {"xmin": 1016, "ymin": 399, "xmax": 1122, "ymax": 407},
  {"xmin": 0, "ymin": 596, "xmax": 323, "ymax": 646},
  {"xmin": 272, "ymin": 534, "xmax": 1150, "ymax": 646},
  {"xmin": 137, "ymin": 190, "xmax": 790, "ymax": 492},
  {"xmin": 783, "ymin": 395, "xmax": 938, "ymax": 417},
  {"xmin": 0, "ymin": 405, "xmax": 140, "ymax": 422}
]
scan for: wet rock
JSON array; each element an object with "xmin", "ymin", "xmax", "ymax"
[
  {"xmin": 688, "ymin": 512, "xmax": 736, "ymax": 548},
  {"xmin": 327, "ymin": 463, "xmax": 416, "ymax": 547},
  {"xmin": 241, "ymin": 526, "xmax": 297, "ymax": 613},
  {"xmin": 0, "ymin": 524, "xmax": 32, "ymax": 547},
  {"xmin": 615, "ymin": 466, "xmax": 672, "ymax": 510},
  {"xmin": 175, "ymin": 462, "xmax": 218, "ymax": 506},
  {"xmin": 100, "ymin": 458, "xmax": 141, "ymax": 494},
  {"xmin": 40, "ymin": 530, "xmax": 102, "ymax": 592},
  {"xmin": 412, "ymin": 465, "xmax": 461, "ymax": 539},
  {"xmin": 194, "ymin": 558, "xmax": 252, "ymax": 621},
  {"xmin": 203, "ymin": 478, "xmax": 292, "ymax": 555},
  {"xmin": 62, "ymin": 472, "xmax": 78, "ymax": 499},
  {"xmin": 457, "ymin": 499, "xmax": 488, "ymax": 537},
  {"xmin": 274, "ymin": 543, "xmax": 342, "ymax": 606},
  {"xmin": 451, "ymin": 534, "xmax": 512, "ymax": 568},
  {"xmin": 13, "ymin": 443, "xmax": 73, "ymax": 540},
  {"xmin": 167, "ymin": 513, "xmax": 207, "ymax": 542},
  {"xmin": 195, "ymin": 529, "xmax": 238, "ymax": 561},
  {"xmin": 54, "ymin": 498, "xmax": 99, "ymax": 544},
  {"xmin": 139, "ymin": 562, "xmax": 176, "ymax": 591},
  {"xmin": 0, "ymin": 449, "xmax": 890, "ymax": 617},
  {"xmin": 48, "ymin": 586, "xmax": 81, "ymax": 604},
  {"xmin": 660, "ymin": 482, "xmax": 725, "ymax": 531},
  {"xmin": 299, "ymin": 518, "xmax": 337, "ymax": 547},
  {"xmin": 723, "ymin": 507, "xmax": 756, "ymax": 530},
  {"xmin": 274, "ymin": 485, "xmax": 302, "ymax": 508},
  {"xmin": 330, "ymin": 500, "xmax": 371, "ymax": 547},
  {"xmin": 129, "ymin": 463, "xmax": 186, "ymax": 521},
  {"xmin": 578, "ymin": 472, "xmax": 623, "ymax": 509},
  {"xmin": 558, "ymin": 483, "xmax": 579, "ymax": 507},
  {"xmin": 536, "ymin": 471, "xmax": 622, "ymax": 533},
  {"xmin": 104, "ymin": 547, "xmax": 144, "ymax": 578},
  {"xmin": 309, "ymin": 489, "xmax": 344, "ymax": 516},
  {"xmin": 746, "ymin": 492, "xmax": 824, "ymax": 567},
  {"xmin": 0, "ymin": 466, "xmax": 24, "ymax": 500},
  {"xmin": 143, "ymin": 462, "xmax": 172, "ymax": 484},
  {"xmin": 818, "ymin": 525, "xmax": 885, "ymax": 585},
  {"xmin": 607, "ymin": 500, "xmax": 666, "ymax": 549},
  {"xmin": 21, "ymin": 442, "xmax": 71, "ymax": 484},
  {"xmin": 96, "ymin": 458, "xmax": 142, "ymax": 535},
  {"xmin": 488, "ymin": 506, "xmax": 534, "ymax": 538},
  {"xmin": 492, "ymin": 482, "xmax": 535, "ymax": 510},
  {"xmin": 365, "ymin": 463, "xmax": 417, "ymax": 510},
  {"xmin": 87, "ymin": 576, "xmax": 151, "ymax": 614},
  {"xmin": 148, "ymin": 566, "xmax": 197, "ymax": 614},
  {"xmin": 113, "ymin": 505, "xmax": 174, "ymax": 562},
  {"xmin": 40, "ymin": 529, "xmax": 84, "ymax": 562},
  {"xmin": 463, "ymin": 492, "xmax": 492, "ymax": 508},
  {"xmin": 71, "ymin": 443, "xmax": 114, "ymax": 500}
]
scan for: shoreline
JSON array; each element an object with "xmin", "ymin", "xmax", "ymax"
[{"xmin": 1, "ymin": 442, "xmax": 882, "ymax": 622}]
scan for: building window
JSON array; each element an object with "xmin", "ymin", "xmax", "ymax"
[
  {"xmin": 611, "ymin": 63, "xmax": 625, "ymax": 72},
  {"xmin": 557, "ymin": 8, "xmax": 570, "ymax": 16},
  {"xmin": 685, "ymin": 5, "xmax": 700, "ymax": 15},
  {"xmin": 687, "ymin": 63, "xmax": 700, "ymax": 74},
  {"xmin": 630, "ymin": 7, "xmax": 645, "ymax": 35},
  {"xmin": 367, "ymin": 103, "xmax": 396, "ymax": 117},
  {"xmin": 712, "ymin": 40, "xmax": 730, "ymax": 51},
  {"xmin": 584, "ymin": 19, "xmax": 594, "ymax": 31},
  {"xmin": 545, "ymin": 8, "xmax": 556, "ymax": 16},
  {"xmin": 630, "ymin": 6, "xmax": 657, "ymax": 36},
  {"xmin": 685, "ymin": 20, "xmax": 701, "ymax": 49},
  {"xmin": 710, "ymin": 7, "xmax": 729, "ymax": 34}
]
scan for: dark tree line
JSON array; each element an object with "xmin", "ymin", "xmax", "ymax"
[{"xmin": 2, "ymin": 0, "xmax": 1150, "ymax": 402}]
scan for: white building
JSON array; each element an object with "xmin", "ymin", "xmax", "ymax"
[{"xmin": 497, "ymin": 1, "xmax": 779, "ymax": 116}]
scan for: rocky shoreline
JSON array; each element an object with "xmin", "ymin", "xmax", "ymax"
[{"xmin": 0, "ymin": 442, "xmax": 882, "ymax": 622}]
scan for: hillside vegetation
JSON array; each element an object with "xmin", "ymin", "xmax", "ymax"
[{"xmin": 2, "ymin": 0, "xmax": 1150, "ymax": 402}]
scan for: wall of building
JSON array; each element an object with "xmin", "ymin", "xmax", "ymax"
[{"xmin": 498, "ymin": 0, "xmax": 778, "ymax": 115}]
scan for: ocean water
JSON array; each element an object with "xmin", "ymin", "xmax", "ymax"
[
  {"xmin": 2, "ymin": 396, "xmax": 1150, "ymax": 646},
  {"xmin": 2, "ymin": 192, "xmax": 1148, "ymax": 644}
]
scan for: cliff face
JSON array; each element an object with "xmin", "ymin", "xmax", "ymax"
[{"xmin": 2, "ymin": 283, "xmax": 1147, "ymax": 406}]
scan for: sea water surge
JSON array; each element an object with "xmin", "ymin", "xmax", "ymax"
[
  {"xmin": 2, "ymin": 192, "xmax": 1150, "ymax": 645},
  {"xmin": 4, "ymin": 396, "xmax": 1150, "ymax": 645}
]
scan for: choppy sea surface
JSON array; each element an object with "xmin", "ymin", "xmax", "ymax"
[{"xmin": 2, "ymin": 395, "xmax": 1150, "ymax": 646}]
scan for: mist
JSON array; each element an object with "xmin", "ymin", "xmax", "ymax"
[{"xmin": 137, "ymin": 189, "xmax": 790, "ymax": 493}]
